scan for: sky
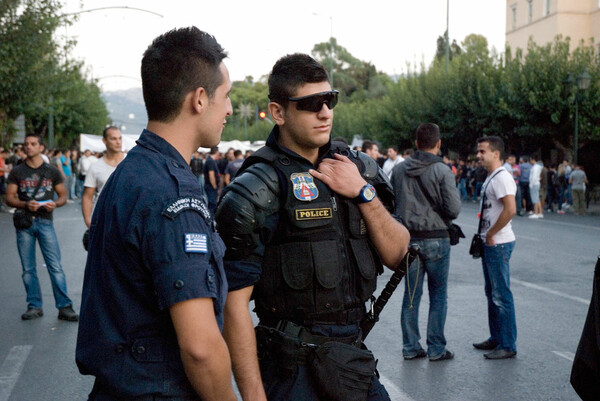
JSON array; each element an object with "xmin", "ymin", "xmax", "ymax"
[{"xmin": 61, "ymin": 0, "xmax": 507, "ymax": 92}]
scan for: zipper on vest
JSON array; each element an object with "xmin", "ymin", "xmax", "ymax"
[{"xmin": 331, "ymin": 196, "xmax": 338, "ymax": 211}]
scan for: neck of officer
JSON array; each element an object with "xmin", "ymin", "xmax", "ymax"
[
  {"xmin": 146, "ymin": 120, "xmax": 195, "ymax": 164},
  {"xmin": 278, "ymin": 129, "xmax": 319, "ymax": 165}
]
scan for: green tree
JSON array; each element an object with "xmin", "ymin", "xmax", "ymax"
[
  {"xmin": 0, "ymin": 0, "xmax": 109, "ymax": 148},
  {"xmin": 312, "ymin": 38, "xmax": 392, "ymax": 101}
]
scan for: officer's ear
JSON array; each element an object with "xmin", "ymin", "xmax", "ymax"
[
  {"xmin": 269, "ymin": 102, "xmax": 285, "ymax": 126},
  {"xmin": 191, "ymin": 87, "xmax": 208, "ymax": 115}
]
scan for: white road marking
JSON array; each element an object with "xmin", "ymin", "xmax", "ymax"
[
  {"xmin": 0, "ymin": 345, "xmax": 32, "ymax": 401},
  {"xmin": 512, "ymin": 279, "xmax": 590, "ymax": 305},
  {"xmin": 379, "ymin": 374, "xmax": 415, "ymax": 401},
  {"xmin": 552, "ymin": 351, "xmax": 575, "ymax": 362}
]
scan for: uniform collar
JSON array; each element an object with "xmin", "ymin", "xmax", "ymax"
[
  {"xmin": 266, "ymin": 125, "xmax": 332, "ymax": 166},
  {"xmin": 136, "ymin": 129, "xmax": 190, "ymax": 168}
]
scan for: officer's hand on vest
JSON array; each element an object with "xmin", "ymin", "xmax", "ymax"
[{"xmin": 309, "ymin": 154, "xmax": 367, "ymax": 199}]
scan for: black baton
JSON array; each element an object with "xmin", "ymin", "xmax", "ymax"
[{"xmin": 361, "ymin": 244, "xmax": 420, "ymax": 340}]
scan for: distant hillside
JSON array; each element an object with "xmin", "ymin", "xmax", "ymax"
[{"xmin": 101, "ymin": 87, "xmax": 147, "ymax": 135}]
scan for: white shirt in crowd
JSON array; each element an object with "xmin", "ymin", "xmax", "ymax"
[
  {"xmin": 84, "ymin": 157, "xmax": 120, "ymax": 209},
  {"xmin": 382, "ymin": 156, "xmax": 405, "ymax": 180},
  {"xmin": 79, "ymin": 155, "xmax": 98, "ymax": 177},
  {"xmin": 529, "ymin": 162, "xmax": 542, "ymax": 187},
  {"xmin": 481, "ymin": 166, "xmax": 516, "ymax": 244}
]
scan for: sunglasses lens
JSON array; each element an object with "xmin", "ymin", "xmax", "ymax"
[{"xmin": 295, "ymin": 92, "xmax": 338, "ymax": 112}]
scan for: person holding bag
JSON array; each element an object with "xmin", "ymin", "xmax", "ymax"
[
  {"xmin": 472, "ymin": 136, "xmax": 517, "ymax": 360},
  {"xmin": 391, "ymin": 123, "xmax": 461, "ymax": 361},
  {"xmin": 6, "ymin": 133, "xmax": 78, "ymax": 321}
]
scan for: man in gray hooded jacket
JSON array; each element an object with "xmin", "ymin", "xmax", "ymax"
[{"xmin": 391, "ymin": 122, "xmax": 461, "ymax": 361}]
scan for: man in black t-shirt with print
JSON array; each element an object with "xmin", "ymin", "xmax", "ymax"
[{"xmin": 6, "ymin": 134, "xmax": 78, "ymax": 321}]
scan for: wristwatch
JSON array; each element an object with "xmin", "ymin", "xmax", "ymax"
[{"xmin": 356, "ymin": 184, "xmax": 376, "ymax": 203}]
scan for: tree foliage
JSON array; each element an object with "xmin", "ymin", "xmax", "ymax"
[
  {"xmin": 326, "ymin": 34, "xmax": 599, "ymax": 165},
  {"xmin": 218, "ymin": 34, "xmax": 599, "ymax": 178},
  {"xmin": 0, "ymin": 0, "xmax": 109, "ymax": 148}
]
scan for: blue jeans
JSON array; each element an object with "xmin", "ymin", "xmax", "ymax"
[
  {"xmin": 514, "ymin": 183, "xmax": 522, "ymax": 214},
  {"xmin": 473, "ymin": 182, "xmax": 483, "ymax": 201},
  {"xmin": 401, "ymin": 237, "xmax": 451, "ymax": 358},
  {"xmin": 204, "ymin": 185, "xmax": 218, "ymax": 215},
  {"xmin": 481, "ymin": 241, "xmax": 517, "ymax": 352},
  {"xmin": 457, "ymin": 178, "xmax": 467, "ymax": 200},
  {"xmin": 16, "ymin": 218, "xmax": 73, "ymax": 310}
]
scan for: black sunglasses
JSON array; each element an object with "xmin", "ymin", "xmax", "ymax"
[{"xmin": 288, "ymin": 90, "xmax": 339, "ymax": 112}]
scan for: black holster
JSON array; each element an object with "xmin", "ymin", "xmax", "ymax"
[{"xmin": 255, "ymin": 321, "xmax": 374, "ymax": 401}]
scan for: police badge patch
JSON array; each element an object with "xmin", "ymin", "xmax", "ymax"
[{"xmin": 290, "ymin": 172, "xmax": 318, "ymax": 201}]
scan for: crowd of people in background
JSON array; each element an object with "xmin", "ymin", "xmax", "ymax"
[
  {"xmin": 1, "ymin": 141, "xmax": 258, "ymax": 214},
  {"xmin": 1, "ymin": 138, "xmax": 594, "ymax": 217},
  {"xmin": 352, "ymin": 139, "xmax": 592, "ymax": 217}
]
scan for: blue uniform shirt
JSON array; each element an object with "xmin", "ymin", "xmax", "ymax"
[{"xmin": 76, "ymin": 129, "xmax": 227, "ymax": 399}]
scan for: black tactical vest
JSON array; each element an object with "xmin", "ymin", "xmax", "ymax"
[{"xmin": 246, "ymin": 144, "xmax": 383, "ymax": 325}]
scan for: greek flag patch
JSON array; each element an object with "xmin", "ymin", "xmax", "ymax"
[{"xmin": 184, "ymin": 233, "xmax": 208, "ymax": 254}]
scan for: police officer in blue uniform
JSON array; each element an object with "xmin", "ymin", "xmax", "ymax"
[
  {"xmin": 76, "ymin": 27, "xmax": 237, "ymax": 401},
  {"xmin": 215, "ymin": 54, "xmax": 410, "ymax": 401}
]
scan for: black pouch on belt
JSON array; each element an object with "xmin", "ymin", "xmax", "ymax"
[{"xmin": 309, "ymin": 341, "xmax": 376, "ymax": 401}]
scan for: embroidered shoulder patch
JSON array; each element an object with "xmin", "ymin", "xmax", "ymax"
[
  {"xmin": 184, "ymin": 233, "xmax": 208, "ymax": 253},
  {"xmin": 290, "ymin": 172, "xmax": 319, "ymax": 201},
  {"xmin": 163, "ymin": 197, "xmax": 211, "ymax": 223}
]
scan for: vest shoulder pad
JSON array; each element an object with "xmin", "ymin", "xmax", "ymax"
[
  {"xmin": 346, "ymin": 150, "xmax": 395, "ymax": 213},
  {"xmin": 215, "ymin": 163, "xmax": 280, "ymax": 258},
  {"xmin": 347, "ymin": 149, "xmax": 379, "ymax": 180},
  {"xmin": 221, "ymin": 162, "xmax": 280, "ymax": 214}
]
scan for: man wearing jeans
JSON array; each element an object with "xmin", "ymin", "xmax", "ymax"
[
  {"xmin": 474, "ymin": 136, "xmax": 517, "ymax": 359},
  {"xmin": 6, "ymin": 134, "xmax": 78, "ymax": 321},
  {"xmin": 392, "ymin": 123, "xmax": 461, "ymax": 361}
]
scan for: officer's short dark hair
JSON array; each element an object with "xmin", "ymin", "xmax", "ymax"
[
  {"xmin": 268, "ymin": 53, "xmax": 329, "ymax": 108},
  {"xmin": 416, "ymin": 123, "xmax": 440, "ymax": 150},
  {"xmin": 141, "ymin": 26, "xmax": 227, "ymax": 122},
  {"xmin": 103, "ymin": 126, "xmax": 119, "ymax": 139},
  {"xmin": 477, "ymin": 136, "xmax": 506, "ymax": 161}
]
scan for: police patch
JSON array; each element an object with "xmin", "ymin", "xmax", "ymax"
[
  {"xmin": 290, "ymin": 173, "xmax": 318, "ymax": 201},
  {"xmin": 184, "ymin": 233, "xmax": 208, "ymax": 253},
  {"xmin": 163, "ymin": 197, "xmax": 211, "ymax": 223},
  {"xmin": 295, "ymin": 208, "xmax": 332, "ymax": 221}
]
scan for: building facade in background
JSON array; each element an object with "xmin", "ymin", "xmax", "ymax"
[{"xmin": 506, "ymin": 0, "xmax": 600, "ymax": 52}]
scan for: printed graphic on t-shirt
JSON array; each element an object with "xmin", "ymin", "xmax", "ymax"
[{"xmin": 18, "ymin": 174, "xmax": 53, "ymax": 201}]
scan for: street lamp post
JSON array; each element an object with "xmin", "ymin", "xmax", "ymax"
[{"xmin": 564, "ymin": 70, "xmax": 592, "ymax": 165}]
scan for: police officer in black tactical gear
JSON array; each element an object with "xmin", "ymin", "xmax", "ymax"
[{"xmin": 215, "ymin": 53, "xmax": 410, "ymax": 401}]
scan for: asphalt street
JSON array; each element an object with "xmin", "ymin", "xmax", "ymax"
[{"xmin": 1, "ymin": 200, "xmax": 598, "ymax": 400}]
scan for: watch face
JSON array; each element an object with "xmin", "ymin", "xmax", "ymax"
[{"xmin": 362, "ymin": 185, "xmax": 376, "ymax": 201}]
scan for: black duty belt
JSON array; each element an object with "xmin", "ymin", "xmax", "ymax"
[
  {"xmin": 272, "ymin": 320, "xmax": 360, "ymax": 346},
  {"xmin": 259, "ymin": 305, "xmax": 366, "ymax": 326},
  {"xmin": 255, "ymin": 320, "xmax": 362, "ymax": 366},
  {"xmin": 409, "ymin": 229, "xmax": 449, "ymax": 239}
]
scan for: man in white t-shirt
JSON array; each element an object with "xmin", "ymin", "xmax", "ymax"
[
  {"xmin": 473, "ymin": 136, "xmax": 518, "ymax": 360},
  {"xmin": 382, "ymin": 145, "xmax": 404, "ymax": 180},
  {"xmin": 82, "ymin": 126, "xmax": 125, "ymax": 228},
  {"xmin": 528, "ymin": 156, "xmax": 543, "ymax": 219}
]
